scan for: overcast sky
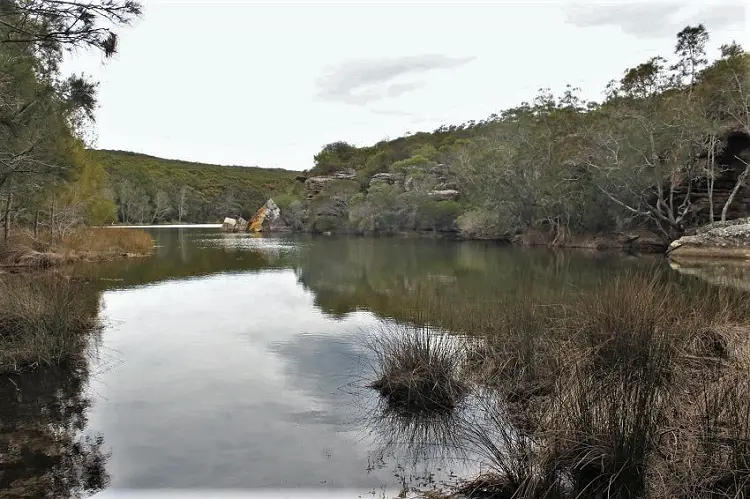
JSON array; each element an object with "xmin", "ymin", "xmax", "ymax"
[{"xmin": 62, "ymin": 0, "xmax": 748, "ymax": 172}]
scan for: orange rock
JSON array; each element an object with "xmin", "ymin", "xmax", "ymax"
[{"xmin": 248, "ymin": 206, "xmax": 267, "ymax": 232}]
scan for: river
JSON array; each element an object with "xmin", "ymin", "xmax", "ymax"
[{"xmin": 2, "ymin": 227, "xmax": 700, "ymax": 498}]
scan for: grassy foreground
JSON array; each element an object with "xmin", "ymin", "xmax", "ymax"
[
  {"xmin": 0, "ymin": 274, "xmax": 101, "ymax": 374},
  {"xmin": 0, "ymin": 228, "xmax": 152, "ymax": 373},
  {"xmin": 370, "ymin": 272, "xmax": 750, "ymax": 499},
  {"xmin": 0, "ymin": 228, "xmax": 154, "ymax": 268}
]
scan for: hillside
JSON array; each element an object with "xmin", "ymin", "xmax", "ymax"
[
  {"xmin": 93, "ymin": 150, "xmax": 299, "ymax": 224},
  {"xmin": 278, "ymin": 31, "xmax": 749, "ymax": 246}
]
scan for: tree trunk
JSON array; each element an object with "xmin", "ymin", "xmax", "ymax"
[
  {"xmin": 708, "ymin": 135, "xmax": 715, "ymax": 222},
  {"xmin": 3, "ymin": 193, "xmax": 12, "ymax": 241},
  {"xmin": 721, "ymin": 157, "xmax": 750, "ymax": 222},
  {"xmin": 50, "ymin": 199, "xmax": 56, "ymax": 237}
]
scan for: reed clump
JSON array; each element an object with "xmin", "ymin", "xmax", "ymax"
[{"xmin": 368, "ymin": 324, "xmax": 468, "ymax": 414}]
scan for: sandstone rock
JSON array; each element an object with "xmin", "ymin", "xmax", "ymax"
[
  {"xmin": 304, "ymin": 177, "xmax": 332, "ymax": 198},
  {"xmin": 332, "ymin": 168, "xmax": 356, "ymax": 180},
  {"xmin": 369, "ymin": 172, "xmax": 404, "ymax": 186},
  {"xmin": 248, "ymin": 199, "xmax": 289, "ymax": 233},
  {"xmin": 428, "ymin": 189, "xmax": 460, "ymax": 202},
  {"xmin": 668, "ymin": 217, "xmax": 750, "ymax": 260}
]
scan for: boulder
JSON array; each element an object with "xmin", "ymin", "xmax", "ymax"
[
  {"xmin": 369, "ymin": 173, "xmax": 404, "ymax": 187},
  {"xmin": 668, "ymin": 217, "xmax": 750, "ymax": 260},
  {"xmin": 428, "ymin": 189, "xmax": 460, "ymax": 202},
  {"xmin": 304, "ymin": 177, "xmax": 331, "ymax": 198},
  {"xmin": 222, "ymin": 217, "xmax": 237, "ymax": 231},
  {"xmin": 248, "ymin": 199, "xmax": 289, "ymax": 233},
  {"xmin": 332, "ymin": 168, "xmax": 356, "ymax": 180}
]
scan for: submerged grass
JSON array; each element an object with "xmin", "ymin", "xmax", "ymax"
[{"xmin": 0, "ymin": 274, "xmax": 100, "ymax": 374}]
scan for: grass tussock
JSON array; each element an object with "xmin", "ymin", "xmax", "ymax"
[
  {"xmin": 368, "ymin": 324, "xmax": 468, "ymax": 414},
  {"xmin": 0, "ymin": 228, "xmax": 154, "ymax": 268},
  {"xmin": 394, "ymin": 271, "xmax": 750, "ymax": 499},
  {"xmin": 0, "ymin": 274, "xmax": 100, "ymax": 373}
]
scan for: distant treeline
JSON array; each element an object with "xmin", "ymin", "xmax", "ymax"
[{"xmin": 94, "ymin": 150, "xmax": 298, "ymax": 224}]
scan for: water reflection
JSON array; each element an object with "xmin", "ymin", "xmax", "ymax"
[
  {"xmin": 8, "ymin": 228, "xmax": 724, "ymax": 495},
  {"xmin": 0, "ymin": 364, "xmax": 109, "ymax": 498}
]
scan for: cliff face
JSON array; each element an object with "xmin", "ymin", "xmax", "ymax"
[{"xmin": 679, "ymin": 130, "xmax": 750, "ymax": 222}]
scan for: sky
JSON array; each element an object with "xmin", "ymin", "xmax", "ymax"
[{"xmin": 62, "ymin": 0, "xmax": 749, "ymax": 172}]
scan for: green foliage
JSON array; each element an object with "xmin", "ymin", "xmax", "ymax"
[
  {"xmin": 321, "ymin": 179, "xmax": 360, "ymax": 197},
  {"xmin": 416, "ymin": 200, "xmax": 462, "ymax": 232},
  {"xmin": 94, "ymin": 150, "xmax": 298, "ymax": 224},
  {"xmin": 272, "ymin": 193, "xmax": 302, "ymax": 210},
  {"xmin": 312, "ymin": 141, "xmax": 359, "ymax": 175},
  {"xmin": 389, "ymin": 155, "xmax": 432, "ymax": 174}
]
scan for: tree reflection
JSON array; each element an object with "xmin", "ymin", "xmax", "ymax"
[{"xmin": 0, "ymin": 360, "xmax": 109, "ymax": 497}]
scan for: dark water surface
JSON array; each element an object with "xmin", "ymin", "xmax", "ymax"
[{"xmin": 4, "ymin": 228, "xmax": 684, "ymax": 497}]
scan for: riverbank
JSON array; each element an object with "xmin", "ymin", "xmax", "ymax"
[
  {"xmin": 368, "ymin": 272, "xmax": 750, "ymax": 498},
  {"xmin": 0, "ymin": 228, "xmax": 154, "ymax": 373},
  {"xmin": 0, "ymin": 228, "xmax": 155, "ymax": 270}
]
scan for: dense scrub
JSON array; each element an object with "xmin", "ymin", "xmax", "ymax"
[
  {"xmin": 285, "ymin": 27, "xmax": 749, "ymax": 243},
  {"xmin": 94, "ymin": 150, "xmax": 299, "ymax": 224}
]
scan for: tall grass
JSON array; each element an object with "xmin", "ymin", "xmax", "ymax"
[
  {"xmin": 374, "ymin": 271, "xmax": 750, "ymax": 498},
  {"xmin": 0, "ymin": 228, "xmax": 154, "ymax": 268},
  {"xmin": 0, "ymin": 275, "xmax": 100, "ymax": 373},
  {"xmin": 367, "ymin": 323, "xmax": 468, "ymax": 414}
]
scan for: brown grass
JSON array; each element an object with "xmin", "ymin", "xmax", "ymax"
[
  {"xmin": 0, "ymin": 274, "xmax": 100, "ymax": 373},
  {"xmin": 367, "ymin": 323, "xmax": 469, "ymax": 414},
  {"xmin": 0, "ymin": 228, "xmax": 154, "ymax": 268},
  {"xmin": 400, "ymin": 272, "xmax": 750, "ymax": 499}
]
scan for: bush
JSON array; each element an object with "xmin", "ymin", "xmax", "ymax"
[{"xmin": 416, "ymin": 200, "xmax": 462, "ymax": 232}]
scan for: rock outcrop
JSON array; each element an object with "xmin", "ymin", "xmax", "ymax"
[
  {"xmin": 221, "ymin": 217, "xmax": 247, "ymax": 232},
  {"xmin": 428, "ymin": 189, "xmax": 460, "ymax": 202},
  {"xmin": 369, "ymin": 172, "xmax": 404, "ymax": 186},
  {"xmin": 668, "ymin": 217, "xmax": 750, "ymax": 259},
  {"xmin": 332, "ymin": 168, "xmax": 356, "ymax": 180},
  {"xmin": 248, "ymin": 199, "xmax": 289, "ymax": 233},
  {"xmin": 303, "ymin": 169, "xmax": 358, "ymax": 198},
  {"xmin": 304, "ymin": 177, "xmax": 332, "ymax": 198}
]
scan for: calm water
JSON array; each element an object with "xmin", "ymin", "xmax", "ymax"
[{"xmin": 4, "ymin": 228, "xmax": 688, "ymax": 497}]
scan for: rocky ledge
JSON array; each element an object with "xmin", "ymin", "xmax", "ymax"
[{"xmin": 668, "ymin": 218, "xmax": 750, "ymax": 260}]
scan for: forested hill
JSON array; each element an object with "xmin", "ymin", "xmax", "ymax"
[
  {"xmin": 93, "ymin": 150, "xmax": 299, "ymax": 224},
  {"xmin": 97, "ymin": 25, "xmax": 749, "ymax": 241},
  {"xmin": 284, "ymin": 27, "xmax": 750, "ymax": 243}
]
